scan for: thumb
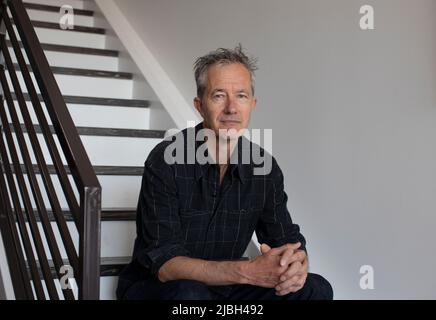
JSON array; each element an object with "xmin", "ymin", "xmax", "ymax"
[{"xmin": 260, "ymin": 243, "xmax": 271, "ymax": 254}]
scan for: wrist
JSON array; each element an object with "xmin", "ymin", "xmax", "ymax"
[{"xmin": 234, "ymin": 259, "xmax": 252, "ymax": 285}]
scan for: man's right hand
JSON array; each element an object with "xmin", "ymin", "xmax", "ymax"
[{"xmin": 241, "ymin": 244, "xmax": 294, "ymax": 288}]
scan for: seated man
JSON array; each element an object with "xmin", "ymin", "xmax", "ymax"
[{"xmin": 116, "ymin": 45, "xmax": 333, "ymax": 300}]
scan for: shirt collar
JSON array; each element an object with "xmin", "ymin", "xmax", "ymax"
[{"xmin": 193, "ymin": 122, "xmax": 251, "ymax": 184}]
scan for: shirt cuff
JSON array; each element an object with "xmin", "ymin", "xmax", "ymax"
[{"xmin": 140, "ymin": 244, "xmax": 190, "ymax": 276}]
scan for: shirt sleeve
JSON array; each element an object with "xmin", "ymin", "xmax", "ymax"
[
  {"xmin": 255, "ymin": 156, "xmax": 307, "ymax": 252},
  {"xmin": 133, "ymin": 143, "xmax": 190, "ymax": 275}
]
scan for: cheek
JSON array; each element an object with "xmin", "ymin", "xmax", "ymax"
[{"xmin": 241, "ymin": 107, "xmax": 253, "ymax": 121}]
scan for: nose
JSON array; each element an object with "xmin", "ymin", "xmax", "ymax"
[{"xmin": 224, "ymin": 96, "xmax": 237, "ymax": 114}]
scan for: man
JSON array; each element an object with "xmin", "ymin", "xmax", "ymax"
[{"xmin": 116, "ymin": 45, "xmax": 333, "ymax": 300}]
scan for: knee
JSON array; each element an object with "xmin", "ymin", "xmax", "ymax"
[
  {"xmin": 164, "ymin": 280, "xmax": 214, "ymax": 300},
  {"xmin": 303, "ymin": 273, "xmax": 334, "ymax": 300}
]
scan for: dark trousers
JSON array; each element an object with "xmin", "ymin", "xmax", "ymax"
[{"xmin": 117, "ymin": 273, "xmax": 333, "ymax": 300}]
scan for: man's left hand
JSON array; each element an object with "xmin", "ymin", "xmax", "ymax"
[{"xmin": 265, "ymin": 243, "xmax": 309, "ymax": 296}]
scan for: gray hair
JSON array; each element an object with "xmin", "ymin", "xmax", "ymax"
[{"xmin": 193, "ymin": 44, "xmax": 258, "ymax": 99}]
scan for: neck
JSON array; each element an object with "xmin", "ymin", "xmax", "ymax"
[{"xmin": 206, "ymin": 137, "xmax": 238, "ymax": 167}]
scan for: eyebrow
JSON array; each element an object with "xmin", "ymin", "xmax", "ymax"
[
  {"xmin": 211, "ymin": 89, "xmax": 225, "ymax": 94},
  {"xmin": 211, "ymin": 88, "xmax": 249, "ymax": 94}
]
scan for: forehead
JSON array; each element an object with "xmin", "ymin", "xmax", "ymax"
[{"xmin": 206, "ymin": 63, "xmax": 252, "ymax": 89}]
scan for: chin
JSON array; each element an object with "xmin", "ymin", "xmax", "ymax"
[{"xmin": 218, "ymin": 127, "xmax": 244, "ymax": 141}]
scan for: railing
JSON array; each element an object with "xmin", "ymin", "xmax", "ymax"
[{"xmin": 0, "ymin": 0, "xmax": 101, "ymax": 299}]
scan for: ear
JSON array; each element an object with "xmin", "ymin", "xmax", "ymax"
[
  {"xmin": 194, "ymin": 97, "xmax": 204, "ymax": 117},
  {"xmin": 251, "ymin": 97, "xmax": 257, "ymax": 110}
]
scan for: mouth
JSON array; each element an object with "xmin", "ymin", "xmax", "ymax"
[{"xmin": 220, "ymin": 120, "xmax": 241, "ymax": 126}]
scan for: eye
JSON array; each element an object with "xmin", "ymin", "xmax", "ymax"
[
  {"xmin": 237, "ymin": 93, "xmax": 248, "ymax": 99},
  {"xmin": 213, "ymin": 93, "xmax": 225, "ymax": 99}
]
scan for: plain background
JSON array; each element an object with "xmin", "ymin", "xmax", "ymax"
[{"xmin": 113, "ymin": 0, "xmax": 436, "ymax": 299}]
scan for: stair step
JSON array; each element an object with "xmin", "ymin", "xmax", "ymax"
[
  {"xmin": 6, "ymin": 70, "xmax": 132, "ymax": 99},
  {"xmin": 23, "ymin": 2, "xmax": 94, "ymax": 17},
  {"xmin": 11, "ymin": 63, "xmax": 133, "ymax": 79},
  {"xmin": 24, "ymin": 0, "xmax": 93, "ymax": 11},
  {"xmin": 18, "ymin": 208, "xmax": 136, "ymax": 222},
  {"xmin": 27, "ymin": 256, "xmax": 130, "ymax": 279},
  {"xmin": 12, "ymin": 92, "xmax": 150, "ymax": 108},
  {"xmin": 11, "ymin": 19, "xmax": 105, "ymax": 34},
  {"xmin": 5, "ymin": 162, "xmax": 145, "ymax": 176},
  {"xmin": 7, "ymin": 40, "xmax": 119, "ymax": 57},
  {"xmin": 11, "ymin": 164, "xmax": 144, "ymax": 176},
  {"xmin": 9, "ymin": 123, "xmax": 164, "ymax": 138},
  {"xmin": 99, "ymin": 256, "xmax": 131, "ymax": 277}
]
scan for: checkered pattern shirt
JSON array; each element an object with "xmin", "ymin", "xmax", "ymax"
[{"xmin": 129, "ymin": 122, "xmax": 306, "ymax": 294}]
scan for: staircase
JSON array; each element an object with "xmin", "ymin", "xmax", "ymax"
[{"xmin": 0, "ymin": 0, "xmax": 176, "ymax": 299}]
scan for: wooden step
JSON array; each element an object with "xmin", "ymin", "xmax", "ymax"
[
  {"xmin": 12, "ymin": 92, "xmax": 151, "ymax": 108},
  {"xmin": 11, "ymin": 18, "xmax": 105, "ymax": 34},
  {"xmin": 5, "ymin": 163, "xmax": 144, "ymax": 176},
  {"xmin": 10, "ymin": 164, "xmax": 144, "ymax": 176},
  {"xmin": 27, "ymin": 256, "xmax": 131, "ymax": 279},
  {"xmin": 9, "ymin": 123, "xmax": 165, "ymax": 138},
  {"xmin": 31, "ymin": 20, "xmax": 105, "ymax": 34},
  {"xmin": 23, "ymin": 2, "xmax": 94, "ymax": 17},
  {"xmin": 99, "ymin": 256, "xmax": 131, "ymax": 277},
  {"xmin": 7, "ymin": 40, "xmax": 119, "ymax": 57},
  {"xmin": 10, "ymin": 63, "xmax": 133, "ymax": 79},
  {"xmin": 18, "ymin": 208, "xmax": 136, "ymax": 222}
]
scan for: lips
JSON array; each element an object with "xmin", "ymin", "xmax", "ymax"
[{"xmin": 220, "ymin": 120, "xmax": 241, "ymax": 124}]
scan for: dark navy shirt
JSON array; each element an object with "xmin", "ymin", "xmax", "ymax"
[{"xmin": 121, "ymin": 122, "xmax": 306, "ymax": 296}]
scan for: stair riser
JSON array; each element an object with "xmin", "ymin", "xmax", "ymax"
[
  {"xmin": 100, "ymin": 277, "xmax": 119, "ymax": 300},
  {"xmin": 24, "ymin": 277, "xmax": 120, "ymax": 300},
  {"xmin": 25, "ymin": 9, "xmax": 95, "ymax": 27},
  {"xmin": 11, "ymin": 101, "xmax": 151, "ymax": 130},
  {"xmin": 7, "ymin": 25, "xmax": 106, "ymax": 49},
  {"xmin": 5, "ymin": 72, "xmax": 133, "ymax": 99},
  {"xmin": 5, "ymin": 133, "xmax": 161, "ymax": 166},
  {"xmin": 9, "ymin": 47, "xmax": 119, "ymax": 71},
  {"xmin": 16, "ymin": 221, "xmax": 135, "ymax": 260},
  {"xmin": 5, "ymin": 173, "xmax": 142, "ymax": 210}
]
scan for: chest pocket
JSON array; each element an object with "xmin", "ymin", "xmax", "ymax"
[
  {"xmin": 219, "ymin": 209, "xmax": 257, "ymax": 242},
  {"xmin": 179, "ymin": 209, "xmax": 210, "ymax": 243}
]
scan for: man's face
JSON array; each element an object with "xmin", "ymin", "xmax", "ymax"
[{"xmin": 194, "ymin": 63, "xmax": 257, "ymax": 140}]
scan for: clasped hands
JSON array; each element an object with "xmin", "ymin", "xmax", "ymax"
[{"xmin": 246, "ymin": 242, "xmax": 308, "ymax": 296}]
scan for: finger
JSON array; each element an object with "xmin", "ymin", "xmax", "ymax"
[
  {"xmin": 275, "ymin": 274, "xmax": 300, "ymax": 292},
  {"xmin": 268, "ymin": 242, "xmax": 301, "ymax": 257},
  {"xmin": 276, "ymin": 274, "xmax": 307, "ymax": 296},
  {"xmin": 276, "ymin": 282, "xmax": 304, "ymax": 296},
  {"xmin": 279, "ymin": 247, "xmax": 298, "ymax": 267},
  {"xmin": 279, "ymin": 261, "xmax": 302, "ymax": 282},
  {"xmin": 260, "ymin": 243, "xmax": 271, "ymax": 254},
  {"xmin": 281, "ymin": 249, "xmax": 306, "ymax": 267}
]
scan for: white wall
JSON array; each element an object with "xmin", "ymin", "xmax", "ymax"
[{"xmin": 113, "ymin": 0, "xmax": 436, "ymax": 299}]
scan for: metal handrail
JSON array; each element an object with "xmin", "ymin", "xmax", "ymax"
[{"xmin": 0, "ymin": 0, "xmax": 101, "ymax": 299}]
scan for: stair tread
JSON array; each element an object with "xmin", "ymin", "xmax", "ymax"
[
  {"xmin": 6, "ymin": 163, "xmax": 144, "ymax": 176},
  {"xmin": 7, "ymin": 40, "xmax": 119, "ymax": 57},
  {"xmin": 9, "ymin": 123, "xmax": 165, "ymax": 138},
  {"xmin": 16, "ymin": 208, "xmax": 137, "ymax": 222},
  {"xmin": 23, "ymin": 2, "xmax": 94, "ymax": 17},
  {"xmin": 12, "ymin": 92, "xmax": 151, "ymax": 108},
  {"xmin": 11, "ymin": 18, "xmax": 105, "ymax": 34},
  {"xmin": 26, "ymin": 256, "xmax": 131, "ymax": 279},
  {"xmin": 10, "ymin": 63, "xmax": 133, "ymax": 79},
  {"xmin": 9, "ymin": 164, "xmax": 145, "ymax": 176}
]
